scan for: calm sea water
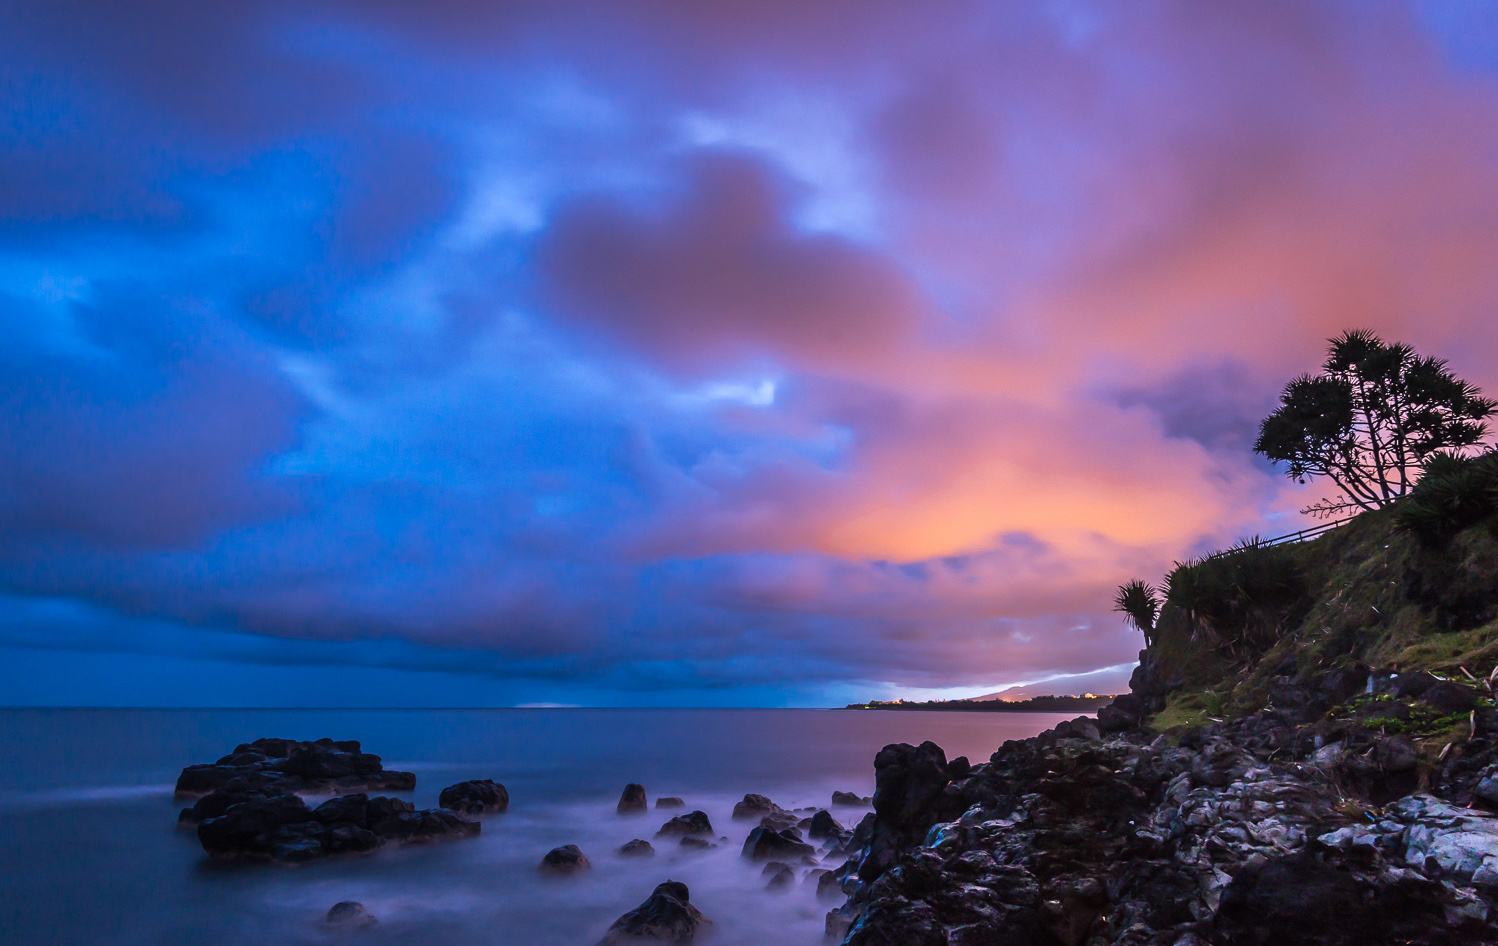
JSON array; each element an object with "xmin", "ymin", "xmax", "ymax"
[{"xmin": 0, "ymin": 708, "xmax": 1074, "ymax": 946}]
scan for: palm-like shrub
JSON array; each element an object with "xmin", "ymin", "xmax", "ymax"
[
  {"xmin": 1394, "ymin": 450, "xmax": 1498, "ymax": 548},
  {"xmin": 1163, "ymin": 539, "xmax": 1305, "ymax": 654},
  {"xmin": 1113, "ymin": 580, "xmax": 1160, "ymax": 645}
]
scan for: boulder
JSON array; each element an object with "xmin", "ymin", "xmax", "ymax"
[
  {"xmin": 806, "ymin": 809, "xmax": 844, "ymax": 840},
  {"xmin": 679, "ymin": 837, "xmax": 715, "ymax": 850},
  {"xmin": 539, "ymin": 844, "xmax": 591, "ymax": 875},
  {"xmin": 325, "ymin": 901, "xmax": 377, "ymax": 929},
  {"xmin": 438, "ymin": 779, "xmax": 509, "ymax": 815},
  {"xmin": 742, "ymin": 826, "xmax": 815, "ymax": 861},
  {"xmin": 831, "ymin": 790, "xmax": 871, "ymax": 806},
  {"xmin": 1098, "ymin": 693, "xmax": 1146, "ymax": 732},
  {"xmin": 1421, "ymin": 680, "xmax": 1481, "ymax": 714},
  {"xmin": 618, "ymin": 839, "xmax": 655, "ymax": 858},
  {"xmin": 655, "ymin": 796, "xmax": 686, "ymax": 809},
  {"xmin": 765, "ymin": 865, "xmax": 795, "ymax": 890},
  {"xmin": 1212, "ymin": 851, "xmax": 1452, "ymax": 946},
  {"xmin": 657, "ymin": 811, "xmax": 714, "ymax": 837},
  {"xmin": 617, "ymin": 783, "xmax": 648, "ymax": 814},
  {"xmin": 598, "ymin": 881, "xmax": 710, "ymax": 944},
  {"xmin": 732, "ymin": 794, "xmax": 777, "ymax": 820}
]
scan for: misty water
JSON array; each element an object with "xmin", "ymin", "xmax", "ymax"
[{"xmin": 0, "ymin": 708, "xmax": 1076, "ymax": 945}]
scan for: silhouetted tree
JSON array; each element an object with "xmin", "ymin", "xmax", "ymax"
[
  {"xmin": 1254, "ymin": 330, "xmax": 1495, "ymax": 516},
  {"xmin": 1113, "ymin": 579, "xmax": 1159, "ymax": 646}
]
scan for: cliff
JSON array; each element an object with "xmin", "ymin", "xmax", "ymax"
[{"xmin": 824, "ymin": 504, "xmax": 1498, "ymax": 946}]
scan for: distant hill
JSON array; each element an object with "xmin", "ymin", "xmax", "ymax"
[
  {"xmin": 973, "ymin": 666, "xmax": 1136, "ymax": 702},
  {"xmin": 843, "ymin": 693, "xmax": 1116, "ymax": 713}
]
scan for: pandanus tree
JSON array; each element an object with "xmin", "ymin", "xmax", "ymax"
[
  {"xmin": 1254, "ymin": 330, "xmax": 1495, "ymax": 516},
  {"xmin": 1113, "ymin": 579, "xmax": 1159, "ymax": 646}
]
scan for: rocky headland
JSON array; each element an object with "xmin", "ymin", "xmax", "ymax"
[{"xmin": 822, "ymin": 506, "xmax": 1498, "ymax": 945}]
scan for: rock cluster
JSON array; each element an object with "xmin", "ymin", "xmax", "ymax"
[
  {"xmin": 195, "ymin": 791, "xmax": 478, "ymax": 863},
  {"xmin": 822, "ymin": 706, "xmax": 1498, "ymax": 945},
  {"xmin": 174, "ymin": 738, "xmax": 479, "ymax": 864},
  {"xmin": 174, "ymin": 737, "xmax": 415, "ymax": 798}
]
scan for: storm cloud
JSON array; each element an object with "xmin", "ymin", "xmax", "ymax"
[{"xmin": 3, "ymin": 0, "xmax": 1498, "ymax": 704}]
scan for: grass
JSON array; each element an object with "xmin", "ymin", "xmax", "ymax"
[{"xmin": 1141, "ymin": 503, "xmax": 1498, "ymax": 729}]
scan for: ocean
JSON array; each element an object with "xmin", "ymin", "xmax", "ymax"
[{"xmin": 0, "ymin": 708, "xmax": 1075, "ymax": 945}]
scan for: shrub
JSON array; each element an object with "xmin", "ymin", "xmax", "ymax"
[
  {"xmin": 1113, "ymin": 580, "xmax": 1160, "ymax": 644},
  {"xmin": 1394, "ymin": 450, "xmax": 1498, "ymax": 548},
  {"xmin": 1163, "ymin": 539, "xmax": 1305, "ymax": 654}
]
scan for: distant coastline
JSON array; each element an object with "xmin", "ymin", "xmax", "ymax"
[{"xmin": 841, "ymin": 694, "xmax": 1115, "ymax": 712}]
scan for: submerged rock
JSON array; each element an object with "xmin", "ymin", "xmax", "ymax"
[
  {"xmin": 618, "ymin": 839, "xmax": 655, "ymax": 858},
  {"xmin": 831, "ymin": 790, "xmax": 872, "ymax": 806},
  {"xmin": 598, "ymin": 881, "xmax": 710, "ymax": 944},
  {"xmin": 324, "ymin": 901, "xmax": 377, "ymax": 929},
  {"xmin": 438, "ymin": 779, "xmax": 509, "ymax": 815},
  {"xmin": 617, "ymin": 783, "xmax": 648, "ymax": 814},
  {"xmin": 655, "ymin": 796, "xmax": 686, "ymax": 809}
]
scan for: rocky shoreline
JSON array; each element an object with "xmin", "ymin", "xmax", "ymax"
[{"xmin": 821, "ymin": 666, "xmax": 1498, "ymax": 946}]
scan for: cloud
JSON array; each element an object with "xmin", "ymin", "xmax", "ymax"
[
  {"xmin": 2, "ymin": 0, "xmax": 1498, "ymax": 704},
  {"xmin": 536, "ymin": 151, "xmax": 923, "ymax": 374}
]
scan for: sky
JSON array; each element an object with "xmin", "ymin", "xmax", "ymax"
[{"xmin": 4, "ymin": 0, "xmax": 1498, "ymax": 707}]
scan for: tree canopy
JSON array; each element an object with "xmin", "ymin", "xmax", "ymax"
[{"xmin": 1254, "ymin": 330, "xmax": 1495, "ymax": 515}]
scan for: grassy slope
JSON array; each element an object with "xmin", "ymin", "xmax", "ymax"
[{"xmin": 1145, "ymin": 506, "xmax": 1498, "ymax": 733}]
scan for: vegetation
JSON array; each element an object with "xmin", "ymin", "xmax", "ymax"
[
  {"xmin": 1113, "ymin": 580, "xmax": 1160, "ymax": 645},
  {"xmin": 1254, "ymin": 329, "xmax": 1494, "ymax": 516},
  {"xmin": 1392, "ymin": 449, "xmax": 1498, "ymax": 548}
]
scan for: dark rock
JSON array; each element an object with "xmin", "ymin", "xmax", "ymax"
[
  {"xmin": 1421, "ymin": 680, "xmax": 1481, "ymax": 714},
  {"xmin": 313, "ymin": 792, "xmax": 370, "ymax": 828},
  {"xmin": 197, "ymin": 794, "xmax": 317, "ymax": 860},
  {"xmin": 598, "ymin": 881, "xmax": 709, "ymax": 944},
  {"xmin": 539, "ymin": 844, "xmax": 591, "ymax": 875},
  {"xmin": 765, "ymin": 865, "xmax": 795, "ymax": 890},
  {"xmin": 1097, "ymin": 693, "xmax": 1145, "ymax": 733},
  {"xmin": 946, "ymin": 756, "xmax": 972, "ymax": 780},
  {"xmin": 732, "ymin": 793, "xmax": 777, "ymax": 820},
  {"xmin": 175, "ymin": 737, "xmax": 415, "ymax": 799},
  {"xmin": 657, "ymin": 810, "xmax": 714, "ymax": 837},
  {"xmin": 655, "ymin": 796, "xmax": 685, "ymax": 809},
  {"xmin": 832, "ymin": 790, "xmax": 872, "ymax": 806},
  {"xmin": 368, "ymin": 805, "xmax": 479, "ymax": 844},
  {"xmin": 1212, "ymin": 852, "xmax": 1453, "ymax": 946},
  {"xmin": 742, "ymin": 826, "xmax": 815, "ymax": 861},
  {"xmin": 618, "ymin": 839, "xmax": 655, "ymax": 858},
  {"xmin": 807, "ymin": 809, "xmax": 844, "ymax": 840},
  {"xmin": 176, "ymin": 730, "xmax": 416, "ymax": 796},
  {"xmin": 617, "ymin": 783, "xmax": 647, "ymax": 814},
  {"xmin": 679, "ymin": 836, "xmax": 714, "ymax": 850},
  {"xmin": 816, "ymin": 868, "xmax": 844, "ymax": 901},
  {"xmin": 438, "ymin": 779, "xmax": 509, "ymax": 815},
  {"xmin": 325, "ymin": 901, "xmax": 377, "ymax": 928}
]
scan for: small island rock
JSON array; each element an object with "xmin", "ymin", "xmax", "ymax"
[
  {"xmin": 655, "ymin": 796, "xmax": 686, "ymax": 809},
  {"xmin": 540, "ymin": 844, "xmax": 592, "ymax": 875},
  {"xmin": 617, "ymin": 783, "xmax": 648, "ymax": 814},
  {"xmin": 657, "ymin": 810, "xmax": 714, "ymax": 837},
  {"xmin": 325, "ymin": 901, "xmax": 377, "ymax": 929},
  {"xmin": 619, "ymin": 839, "xmax": 655, "ymax": 858}
]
